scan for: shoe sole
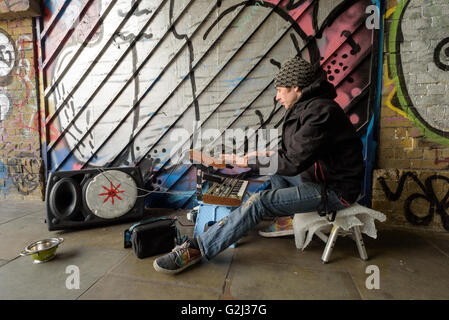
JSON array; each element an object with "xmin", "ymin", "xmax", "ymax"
[
  {"xmin": 153, "ymin": 256, "xmax": 202, "ymax": 274},
  {"xmin": 258, "ymin": 229, "xmax": 294, "ymax": 238}
]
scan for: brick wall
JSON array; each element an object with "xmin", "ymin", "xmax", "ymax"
[
  {"xmin": 372, "ymin": 0, "xmax": 449, "ymax": 232},
  {"xmin": 0, "ymin": 13, "xmax": 43, "ymax": 200}
]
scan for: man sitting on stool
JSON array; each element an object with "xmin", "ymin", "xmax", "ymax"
[{"xmin": 153, "ymin": 56, "xmax": 365, "ymax": 274}]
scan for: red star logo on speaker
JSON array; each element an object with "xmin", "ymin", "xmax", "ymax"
[{"xmin": 98, "ymin": 181, "xmax": 125, "ymax": 205}]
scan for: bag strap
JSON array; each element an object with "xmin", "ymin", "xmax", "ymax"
[
  {"xmin": 129, "ymin": 216, "xmax": 175, "ymax": 233},
  {"xmin": 124, "ymin": 216, "xmax": 177, "ymax": 249},
  {"xmin": 315, "ymin": 161, "xmax": 337, "ymax": 222}
]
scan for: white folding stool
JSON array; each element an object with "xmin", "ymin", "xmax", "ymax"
[{"xmin": 292, "ymin": 203, "xmax": 386, "ymax": 264}]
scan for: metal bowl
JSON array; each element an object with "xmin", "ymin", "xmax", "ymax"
[{"xmin": 20, "ymin": 238, "xmax": 64, "ymax": 264}]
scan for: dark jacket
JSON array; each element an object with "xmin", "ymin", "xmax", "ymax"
[{"xmin": 250, "ymin": 75, "xmax": 365, "ymax": 204}]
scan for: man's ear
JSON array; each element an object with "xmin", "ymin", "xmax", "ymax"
[{"xmin": 293, "ymin": 86, "xmax": 301, "ymax": 93}]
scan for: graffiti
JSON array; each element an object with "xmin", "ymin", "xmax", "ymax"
[
  {"xmin": 0, "ymin": 159, "xmax": 8, "ymax": 196},
  {"xmin": 0, "ymin": 91, "xmax": 11, "ymax": 121},
  {"xmin": 0, "ymin": 32, "xmax": 38, "ymax": 133},
  {"xmin": 236, "ymin": 0, "xmax": 265, "ymax": 32},
  {"xmin": 10, "ymin": 159, "xmax": 40, "ymax": 194},
  {"xmin": 377, "ymin": 172, "xmax": 449, "ymax": 231},
  {"xmin": 0, "ymin": 23, "xmax": 41, "ymax": 196},
  {"xmin": 1, "ymin": 34, "xmax": 39, "ymax": 147},
  {"xmin": 0, "ymin": 28, "xmax": 16, "ymax": 81},
  {"xmin": 72, "ymin": 0, "xmax": 104, "ymax": 46},
  {"xmin": 43, "ymin": 0, "xmax": 54, "ymax": 13},
  {"xmin": 0, "ymin": 0, "xmax": 28, "ymax": 12},
  {"xmin": 0, "ymin": 43, "xmax": 14, "ymax": 68},
  {"xmin": 47, "ymin": 0, "xmax": 146, "ymax": 166},
  {"xmin": 43, "ymin": 0, "xmax": 104, "ymax": 52},
  {"xmin": 136, "ymin": 0, "xmax": 376, "ymax": 197},
  {"xmin": 118, "ymin": 0, "xmax": 152, "ymax": 17},
  {"xmin": 434, "ymin": 37, "xmax": 449, "ymax": 71},
  {"xmin": 114, "ymin": 0, "xmax": 153, "ymax": 42},
  {"xmin": 434, "ymin": 149, "xmax": 449, "ymax": 166},
  {"xmin": 40, "ymin": 0, "xmax": 377, "ymax": 206},
  {"xmin": 167, "ymin": 0, "xmax": 199, "ymax": 147},
  {"xmin": 340, "ymin": 30, "xmax": 361, "ymax": 56},
  {"xmin": 0, "ymin": 158, "xmax": 40, "ymax": 195},
  {"xmin": 386, "ymin": 0, "xmax": 449, "ymax": 146}
]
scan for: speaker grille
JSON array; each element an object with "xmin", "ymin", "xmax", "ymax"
[{"xmin": 48, "ymin": 178, "xmax": 81, "ymax": 219}]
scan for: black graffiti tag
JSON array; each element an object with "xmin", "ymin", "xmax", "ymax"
[
  {"xmin": 378, "ymin": 172, "xmax": 449, "ymax": 231},
  {"xmin": 434, "ymin": 37, "xmax": 449, "ymax": 72},
  {"xmin": 7, "ymin": 159, "xmax": 40, "ymax": 195},
  {"xmin": 340, "ymin": 30, "xmax": 361, "ymax": 55},
  {"xmin": 0, "ymin": 29, "xmax": 16, "ymax": 79},
  {"xmin": 0, "ymin": 45, "xmax": 13, "ymax": 67}
]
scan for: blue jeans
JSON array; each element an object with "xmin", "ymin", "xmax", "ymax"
[{"xmin": 197, "ymin": 174, "xmax": 349, "ymax": 260}]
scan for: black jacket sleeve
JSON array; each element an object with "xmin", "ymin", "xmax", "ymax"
[{"xmin": 248, "ymin": 102, "xmax": 333, "ymax": 176}]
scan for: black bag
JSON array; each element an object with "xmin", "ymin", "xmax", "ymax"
[{"xmin": 125, "ymin": 218, "xmax": 177, "ymax": 259}]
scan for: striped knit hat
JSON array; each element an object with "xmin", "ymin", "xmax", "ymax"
[{"xmin": 274, "ymin": 56, "xmax": 316, "ymax": 89}]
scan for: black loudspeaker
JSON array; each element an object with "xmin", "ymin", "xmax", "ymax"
[{"xmin": 45, "ymin": 167, "xmax": 145, "ymax": 231}]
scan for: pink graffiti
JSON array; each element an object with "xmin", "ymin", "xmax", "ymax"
[
  {"xmin": 263, "ymin": 0, "xmax": 372, "ymax": 121},
  {"xmin": 349, "ymin": 113, "xmax": 360, "ymax": 125}
]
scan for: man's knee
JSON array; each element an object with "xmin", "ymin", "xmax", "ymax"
[
  {"xmin": 241, "ymin": 192, "xmax": 269, "ymax": 222},
  {"xmin": 244, "ymin": 190, "xmax": 277, "ymax": 218},
  {"xmin": 242, "ymin": 192, "xmax": 261, "ymax": 210}
]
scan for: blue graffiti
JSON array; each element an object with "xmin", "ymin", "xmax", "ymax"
[
  {"xmin": 0, "ymin": 160, "xmax": 11, "ymax": 195},
  {"xmin": 43, "ymin": 0, "xmax": 54, "ymax": 13},
  {"xmin": 44, "ymin": 0, "xmax": 84, "ymax": 23}
]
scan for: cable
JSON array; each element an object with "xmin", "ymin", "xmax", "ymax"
[
  {"xmin": 95, "ymin": 147, "xmax": 192, "ymax": 195},
  {"xmin": 95, "ymin": 168, "xmax": 195, "ymax": 198},
  {"xmin": 94, "ymin": 149, "xmax": 252, "ymax": 200}
]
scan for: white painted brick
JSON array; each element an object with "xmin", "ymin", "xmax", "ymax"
[{"xmin": 427, "ymin": 84, "xmax": 447, "ymax": 95}]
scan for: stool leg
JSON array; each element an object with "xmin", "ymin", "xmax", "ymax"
[
  {"xmin": 352, "ymin": 225, "xmax": 368, "ymax": 261},
  {"xmin": 321, "ymin": 226, "xmax": 339, "ymax": 264},
  {"xmin": 315, "ymin": 230, "xmax": 329, "ymax": 243}
]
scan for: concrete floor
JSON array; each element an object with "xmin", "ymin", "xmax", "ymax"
[{"xmin": 1, "ymin": 199, "xmax": 449, "ymax": 300}]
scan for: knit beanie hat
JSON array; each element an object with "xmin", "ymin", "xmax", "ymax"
[{"xmin": 274, "ymin": 56, "xmax": 316, "ymax": 88}]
